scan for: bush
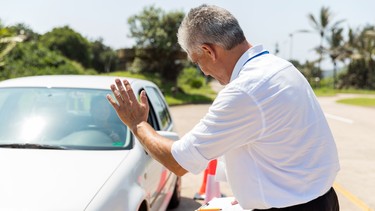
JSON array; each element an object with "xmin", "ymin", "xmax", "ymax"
[
  {"xmin": 178, "ymin": 67, "xmax": 205, "ymax": 89},
  {"xmin": 189, "ymin": 78, "xmax": 203, "ymax": 88},
  {"xmin": 1, "ymin": 41, "xmax": 93, "ymax": 80}
]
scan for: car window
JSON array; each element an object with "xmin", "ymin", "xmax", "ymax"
[
  {"xmin": 0, "ymin": 87, "xmax": 131, "ymax": 150},
  {"xmin": 144, "ymin": 86, "xmax": 172, "ymax": 131},
  {"xmin": 146, "ymin": 94, "xmax": 160, "ymax": 130}
]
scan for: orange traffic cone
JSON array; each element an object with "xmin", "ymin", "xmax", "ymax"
[
  {"xmin": 204, "ymin": 159, "xmax": 221, "ymax": 203},
  {"xmin": 194, "ymin": 166, "xmax": 209, "ymax": 200}
]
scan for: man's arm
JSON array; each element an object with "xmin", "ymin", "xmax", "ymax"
[
  {"xmin": 132, "ymin": 121, "xmax": 188, "ymax": 176},
  {"xmin": 106, "ymin": 79, "xmax": 188, "ymax": 176}
]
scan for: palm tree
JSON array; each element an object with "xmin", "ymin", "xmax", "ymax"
[
  {"xmin": 305, "ymin": 7, "xmax": 345, "ymax": 73},
  {"xmin": 0, "ymin": 21, "xmax": 26, "ymax": 67},
  {"xmin": 325, "ymin": 27, "xmax": 347, "ymax": 88},
  {"xmin": 340, "ymin": 26, "xmax": 375, "ymax": 89}
]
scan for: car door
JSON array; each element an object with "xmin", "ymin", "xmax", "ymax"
[{"xmin": 142, "ymin": 86, "xmax": 174, "ymax": 210}]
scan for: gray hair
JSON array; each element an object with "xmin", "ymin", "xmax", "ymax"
[{"xmin": 177, "ymin": 4, "xmax": 246, "ymax": 55}]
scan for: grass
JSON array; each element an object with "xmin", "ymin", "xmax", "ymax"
[
  {"xmin": 163, "ymin": 87, "xmax": 215, "ymax": 106},
  {"xmin": 314, "ymin": 87, "xmax": 375, "ymax": 107},
  {"xmin": 313, "ymin": 87, "xmax": 375, "ymax": 97},
  {"xmin": 313, "ymin": 88, "xmax": 338, "ymax": 97},
  {"xmin": 337, "ymin": 97, "xmax": 375, "ymax": 108},
  {"xmin": 336, "ymin": 89, "xmax": 375, "ymax": 95}
]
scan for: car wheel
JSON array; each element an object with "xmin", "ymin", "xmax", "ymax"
[
  {"xmin": 138, "ymin": 200, "xmax": 149, "ymax": 211},
  {"xmin": 167, "ymin": 177, "xmax": 181, "ymax": 209}
]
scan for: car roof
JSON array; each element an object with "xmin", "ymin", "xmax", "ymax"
[{"xmin": 0, "ymin": 75, "xmax": 156, "ymax": 91}]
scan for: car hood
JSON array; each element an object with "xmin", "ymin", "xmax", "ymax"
[{"xmin": 0, "ymin": 148, "xmax": 129, "ymax": 211}]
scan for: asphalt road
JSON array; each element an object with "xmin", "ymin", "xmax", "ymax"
[{"xmin": 168, "ymin": 91, "xmax": 375, "ymax": 211}]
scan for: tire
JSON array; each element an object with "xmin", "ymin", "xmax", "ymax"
[{"xmin": 167, "ymin": 177, "xmax": 181, "ymax": 209}]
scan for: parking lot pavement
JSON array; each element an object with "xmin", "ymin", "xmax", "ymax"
[
  {"xmin": 318, "ymin": 94, "xmax": 375, "ymax": 210},
  {"xmin": 169, "ymin": 104, "xmax": 229, "ymax": 211}
]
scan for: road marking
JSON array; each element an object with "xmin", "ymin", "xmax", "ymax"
[
  {"xmin": 325, "ymin": 113, "xmax": 354, "ymax": 124},
  {"xmin": 333, "ymin": 182, "xmax": 373, "ymax": 211}
]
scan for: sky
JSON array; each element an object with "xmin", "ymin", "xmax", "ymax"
[{"xmin": 1, "ymin": 0, "xmax": 374, "ymax": 70}]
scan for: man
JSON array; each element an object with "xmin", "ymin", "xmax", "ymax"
[{"xmin": 107, "ymin": 4, "xmax": 340, "ymax": 210}]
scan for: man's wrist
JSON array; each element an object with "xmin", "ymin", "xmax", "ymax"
[{"xmin": 131, "ymin": 121, "xmax": 147, "ymax": 134}]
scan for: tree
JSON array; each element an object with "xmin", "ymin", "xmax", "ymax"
[
  {"xmin": 0, "ymin": 20, "xmax": 27, "ymax": 68},
  {"xmin": 325, "ymin": 27, "xmax": 347, "ymax": 88},
  {"xmin": 305, "ymin": 7, "xmax": 345, "ymax": 73},
  {"xmin": 1, "ymin": 41, "xmax": 94, "ymax": 80},
  {"xmin": 340, "ymin": 26, "xmax": 375, "ymax": 89},
  {"xmin": 7, "ymin": 23, "xmax": 40, "ymax": 42},
  {"xmin": 291, "ymin": 59, "xmax": 321, "ymax": 87},
  {"xmin": 128, "ymin": 6, "xmax": 186, "ymax": 85},
  {"xmin": 40, "ymin": 26, "xmax": 92, "ymax": 68},
  {"xmin": 90, "ymin": 38, "xmax": 118, "ymax": 73}
]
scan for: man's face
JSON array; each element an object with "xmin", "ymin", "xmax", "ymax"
[{"xmin": 189, "ymin": 50, "xmax": 228, "ymax": 85}]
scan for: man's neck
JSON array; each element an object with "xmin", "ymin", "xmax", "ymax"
[
  {"xmin": 222, "ymin": 41, "xmax": 252, "ymax": 83},
  {"xmin": 232, "ymin": 40, "xmax": 253, "ymax": 62}
]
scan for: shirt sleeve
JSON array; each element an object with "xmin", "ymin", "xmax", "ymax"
[{"xmin": 171, "ymin": 86, "xmax": 264, "ymax": 174}]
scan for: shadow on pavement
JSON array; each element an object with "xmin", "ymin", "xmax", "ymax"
[{"xmin": 167, "ymin": 196, "xmax": 202, "ymax": 211}]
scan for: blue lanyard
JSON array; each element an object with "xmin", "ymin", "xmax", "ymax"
[{"xmin": 243, "ymin": 50, "xmax": 269, "ymax": 67}]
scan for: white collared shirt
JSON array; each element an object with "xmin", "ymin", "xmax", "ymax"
[{"xmin": 171, "ymin": 45, "xmax": 340, "ymax": 209}]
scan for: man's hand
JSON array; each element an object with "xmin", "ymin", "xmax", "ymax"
[
  {"xmin": 106, "ymin": 79, "xmax": 149, "ymax": 131},
  {"xmin": 107, "ymin": 78, "xmax": 188, "ymax": 176}
]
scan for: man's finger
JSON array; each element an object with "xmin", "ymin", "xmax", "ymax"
[
  {"xmin": 140, "ymin": 90, "xmax": 149, "ymax": 110},
  {"xmin": 110, "ymin": 84, "xmax": 124, "ymax": 105},
  {"xmin": 115, "ymin": 78, "xmax": 129, "ymax": 102},
  {"xmin": 123, "ymin": 79, "xmax": 137, "ymax": 103},
  {"xmin": 106, "ymin": 94, "xmax": 119, "ymax": 110}
]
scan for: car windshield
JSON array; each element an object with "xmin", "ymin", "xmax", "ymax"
[{"xmin": 0, "ymin": 87, "xmax": 131, "ymax": 150}]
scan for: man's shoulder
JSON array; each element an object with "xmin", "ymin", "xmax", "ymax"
[
  {"xmin": 241, "ymin": 54, "xmax": 292, "ymax": 74},
  {"xmin": 233, "ymin": 55, "xmax": 292, "ymax": 89}
]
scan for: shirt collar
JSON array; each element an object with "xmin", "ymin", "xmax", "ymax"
[{"xmin": 230, "ymin": 44, "xmax": 265, "ymax": 82}]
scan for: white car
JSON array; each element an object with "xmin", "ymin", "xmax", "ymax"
[{"xmin": 0, "ymin": 75, "xmax": 181, "ymax": 211}]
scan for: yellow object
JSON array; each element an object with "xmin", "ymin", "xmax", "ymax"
[{"xmin": 197, "ymin": 208, "xmax": 222, "ymax": 211}]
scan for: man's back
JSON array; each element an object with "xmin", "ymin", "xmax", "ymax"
[{"xmin": 220, "ymin": 52, "xmax": 340, "ymax": 208}]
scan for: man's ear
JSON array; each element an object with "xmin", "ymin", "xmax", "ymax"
[{"xmin": 201, "ymin": 43, "xmax": 217, "ymax": 61}]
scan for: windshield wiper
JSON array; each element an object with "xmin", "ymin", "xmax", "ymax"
[{"xmin": 0, "ymin": 143, "xmax": 67, "ymax": 150}]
